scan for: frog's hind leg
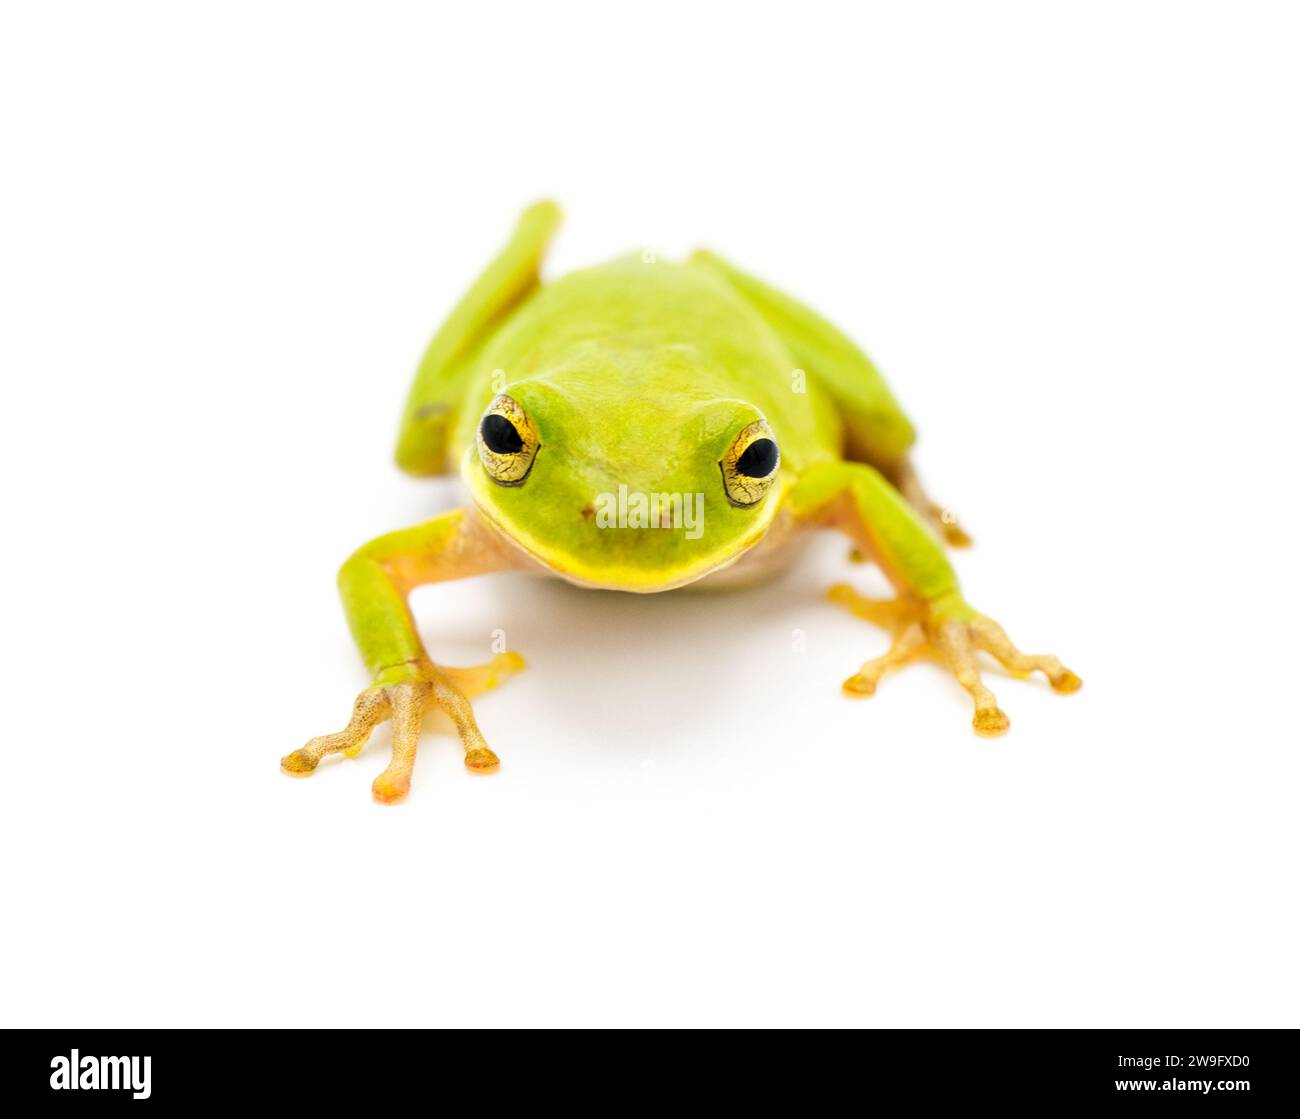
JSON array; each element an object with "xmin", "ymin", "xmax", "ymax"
[
  {"xmin": 395, "ymin": 200, "xmax": 562, "ymax": 475},
  {"xmin": 885, "ymin": 458, "xmax": 972, "ymax": 548}
]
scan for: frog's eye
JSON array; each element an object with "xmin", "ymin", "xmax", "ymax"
[
  {"xmin": 720, "ymin": 419, "xmax": 780, "ymax": 506},
  {"xmin": 476, "ymin": 394, "xmax": 540, "ymax": 485}
]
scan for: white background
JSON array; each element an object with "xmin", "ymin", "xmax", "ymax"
[{"xmin": 2, "ymin": 2, "xmax": 1297, "ymax": 1028}]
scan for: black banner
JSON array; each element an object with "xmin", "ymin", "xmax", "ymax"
[{"xmin": 1, "ymin": 1029, "xmax": 1293, "ymax": 1105}]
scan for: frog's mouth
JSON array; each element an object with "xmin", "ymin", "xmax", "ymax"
[{"xmin": 465, "ymin": 474, "xmax": 781, "ymax": 594}]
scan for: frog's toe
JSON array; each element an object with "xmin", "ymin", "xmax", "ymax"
[
  {"xmin": 939, "ymin": 516, "xmax": 972, "ymax": 548},
  {"xmin": 842, "ymin": 672, "xmax": 877, "ymax": 697},
  {"xmin": 440, "ymin": 651, "xmax": 527, "ymax": 698},
  {"xmin": 428, "ymin": 680, "xmax": 505, "ymax": 778},
  {"xmin": 972, "ymin": 705, "xmax": 1011, "ymax": 737},
  {"xmin": 933, "ymin": 615, "xmax": 1081, "ymax": 737},
  {"xmin": 913, "ymin": 501, "xmax": 972, "ymax": 548},
  {"xmin": 827, "ymin": 584, "xmax": 916, "ymax": 629},
  {"xmin": 840, "ymin": 621, "xmax": 927, "ymax": 700},
  {"xmin": 280, "ymin": 748, "xmax": 320, "ymax": 775},
  {"xmin": 367, "ymin": 684, "xmax": 426, "ymax": 804},
  {"xmin": 361, "ymin": 679, "xmax": 504, "ymax": 801},
  {"xmin": 968, "ymin": 616, "xmax": 1082, "ymax": 694},
  {"xmin": 371, "ymin": 771, "xmax": 412, "ymax": 803},
  {"xmin": 282, "ymin": 689, "xmax": 390, "ymax": 777},
  {"xmin": 1051, "ymin": 669, "xmax": 1084, "ymax": 694},
  {"xmin": 464, "ymin": 745, "xmax": 501, "ymax": 772},
  {"xmin": 932, "ymin": 618, "xmax": 1016, "ymax": 737}
]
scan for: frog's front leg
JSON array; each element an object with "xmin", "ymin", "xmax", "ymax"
[
  {"xmin": 793, "ymin": 462, "xmax": 1080, "ymax": 736},
  {"xmin": 281, "ymin": 509, "xmax": 525, "ymax": 803}
]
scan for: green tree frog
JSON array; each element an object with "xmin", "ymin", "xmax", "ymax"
[{"xmin": 283, "ymin": 201, "xmax": 1081, "ymax": 803}]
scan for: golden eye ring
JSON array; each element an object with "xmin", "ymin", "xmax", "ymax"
[
  {"xmin": 476, "ymin": 394, "xmax": 540, "ymax": 486},
  {"xmin": 720, "ymin": 419, "xmax": 780, "ymax": 507}
]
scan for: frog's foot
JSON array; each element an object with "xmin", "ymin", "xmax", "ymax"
[
  {"xmin": 828, "ymin": 585, "xmax": 1080, "ymax": 736},
  {"xmin": 281, "ymin": 652, "xmax": 524, "ymax": 803},
  {"xmin": 890, "ymin": 459, "xmax": 972, "ymax": 548}
]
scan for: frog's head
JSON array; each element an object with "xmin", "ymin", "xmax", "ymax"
[{"xmin": 461, "ymin": 371, "xmax": 784, "ymax": 591}]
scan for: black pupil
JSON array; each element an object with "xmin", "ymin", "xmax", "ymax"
[
  {"xmin": 736, "ymin": 438, "xmax": 778, "ymax": 478},
  {"xmin": 481, "ymin": 414, "xmax": 524, "ymax": 454}
]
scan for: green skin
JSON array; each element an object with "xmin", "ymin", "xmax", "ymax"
[{"xmin": 284, "ymin": 201, "xmax": 1080, "ymax": 803}]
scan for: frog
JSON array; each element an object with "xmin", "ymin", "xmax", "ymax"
[{"xmin": 282, "ymin": 200, "xmax": 1081, "ymax": 803}]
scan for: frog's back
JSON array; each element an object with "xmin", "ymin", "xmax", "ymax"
[{"xmin": 457, "ymin": 255, "xmax": 842, "ymax": 472}]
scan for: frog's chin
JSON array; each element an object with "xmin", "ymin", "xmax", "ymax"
[{"xmin": 467, "ymin": 495, "xmax": 773, "ymax": 594}]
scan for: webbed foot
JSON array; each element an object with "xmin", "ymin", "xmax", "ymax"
[
  {"xmin": 828, "ymin": 585, "xmax": 1079, "ymax": 735},
  {"xmin": 282, "ymin": 652, "xmax": 525, "ymax": 803}
]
